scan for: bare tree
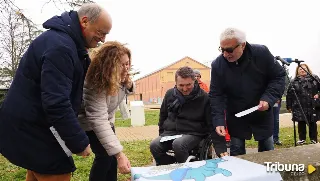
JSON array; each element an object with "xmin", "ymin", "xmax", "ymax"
[
  {"xmin": 0, "ymin": 0, "xmax": 42, "ymax": 87},
  {"xmin": 67, "ymin": 0, "xmax": 95, "ymax": 7},
  {"xmin": 0, "ymin": 0, "xmax": 127, "ymax": 88},
  {"xmin": 42, "ymin": 0, "xmax": 95, "ymax": 11},
  {"xmin": 130, "ymin": 65, "xmax": 140, "ymax": 79}
]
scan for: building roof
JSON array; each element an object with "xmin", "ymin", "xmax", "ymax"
[{"xmin": 134, "ymin": 56, "xmax": 210, "ymax": 81}]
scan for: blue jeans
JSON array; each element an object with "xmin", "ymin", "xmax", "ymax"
[
  {"xmin": 273, "ymin": 102, "xmax": 281, "ymax": 141},
  {"xmin": 230, "ymin": 136, "xmax": 274, "ymax": 156}
]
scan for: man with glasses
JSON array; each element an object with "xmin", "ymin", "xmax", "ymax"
[{"xmin": 209, "ymin": 27, "xmax": 286, "ymax": 156}]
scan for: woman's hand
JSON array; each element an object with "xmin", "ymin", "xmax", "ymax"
[
  {"xmin": 116, "ymin": 152, "xmax": 131, "ymax": 174},
  {"xmin": 314, "ymin": 94, "xmax": 319, "ymax": 99},
  {"xmin": 122, "ymin": 73, "xmax": 133, "ymax": 90}
]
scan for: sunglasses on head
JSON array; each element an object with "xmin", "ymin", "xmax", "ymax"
[{"xmin": 218, "ymin": 44, "xmax": 240, "ymax": 53}]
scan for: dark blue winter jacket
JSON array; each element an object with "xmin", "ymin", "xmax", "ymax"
[
  {"xmin": 209, "ymin": 43, "xmax": 285, "ymax": 140},
  {"xmin": 0, "ymin": 11, "xmax": 90, "ymax": 174}
]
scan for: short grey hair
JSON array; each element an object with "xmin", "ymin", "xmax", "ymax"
[
  {"xmin": 175, "ymin": 66, "xmax": 196, "ymax": 81},
  {"xmin": 193, "ymin": 69, "xmax": 201, "ymax": 75},
  {"xmin": 78, "ymin": 3, "xmax": 103, "ymax": 23},
  {"xmin": 220, "ymin": 27, "xmax": 246, "ymax": 43}
]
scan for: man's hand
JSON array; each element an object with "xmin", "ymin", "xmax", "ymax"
[
  {"xmin": 220, "ymin": 152, "xmax": 229, "ymax": 157},
  {"xmin": 116, "ymin": 152, "xmax": 131, "ymax": 174},
  {"xmin": 314, "ymin": 94, "xmax": 319, "ymax": 99},
  {"xmin": 215, "ymin": 126, "xmax": 226, "ymax": 136},
  {"xmin": 258, "ymin": 100, "xmax": 269, "ymax": 111},
  {"xmin": 76, "ymin": 144, "xmax": 91, "ymax": 157}
]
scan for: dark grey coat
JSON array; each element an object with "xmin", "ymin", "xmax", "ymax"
[{"xmin": 286, "ymin": 74, "xmax": 320, "ymax": 122}]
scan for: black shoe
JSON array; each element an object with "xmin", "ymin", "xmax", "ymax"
[
  {"xmin": 274, "ymin": 140, "xmax": 282, "ymax": 145},
  {"xmin": 226, "ymin": 141, "xmax": 231, "ymax": 148}
]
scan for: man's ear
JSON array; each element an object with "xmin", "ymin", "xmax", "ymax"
[
  {"xmin": 80, "ymin": 16, "xmax": 89, "ymax": 28},
  {"xmin": 241, "ymin": 42, "xmax": 246, "ymax": 50}
]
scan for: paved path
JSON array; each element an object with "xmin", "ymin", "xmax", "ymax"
[
  {"xmin": 116, "ymin": 125, "xmax": 158, "ymax": 142},
  {"xmin": 116, "ymin": 113, "xmax": 295, "ymax": 142}
]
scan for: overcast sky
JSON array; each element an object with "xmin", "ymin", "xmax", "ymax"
[{"xmin": 14, "ymin": 0, "xmax": 320, "ymax": 79}]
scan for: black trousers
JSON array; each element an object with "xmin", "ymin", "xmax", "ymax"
[
  {"xmin": 86, "ymin": 130, "xmax": 117, "ymax": 181},
  {"xmin": 297, "ymin": 121, "xmax": 318, "ymax": 141},
  {"xmin": 150, "ymin": 135, "xmax": 203, "ymax": 165}
]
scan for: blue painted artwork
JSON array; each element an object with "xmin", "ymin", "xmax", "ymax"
[
  {"xmin": 134, "ymin": 158, "xmax": 232, "ymax": 181},
  {"xmin": 131, "ymin": 156, "xmax": 283, "ymax": 181}
]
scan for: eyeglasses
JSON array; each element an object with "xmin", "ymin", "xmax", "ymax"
[{"xmin": 218, "ymin": 44, "xmax": 240, "ymax": 53}]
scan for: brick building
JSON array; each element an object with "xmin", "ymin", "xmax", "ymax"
[{"xmin": 127, "ymin": 56, "xmax": 211, "ymax": 104}]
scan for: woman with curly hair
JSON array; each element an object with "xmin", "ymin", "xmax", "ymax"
[{"xmin": 78, "ymin": 41, "xmax": 134, "ymax": 181}]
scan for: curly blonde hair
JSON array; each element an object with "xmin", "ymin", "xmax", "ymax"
[{"xmin": 86, "ymin": 41, "xmax": 131, "ymax": 96}]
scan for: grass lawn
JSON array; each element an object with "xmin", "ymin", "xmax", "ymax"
[
  {"xmin": 1, "ymin": 125, "xmax": 319, "ymax": 180},
  {"xmin": 0, "ymin": 140, "xmax": 153, "ymax": 181},
  {"xmin": 115, "ymin": 109, "xmax": 159, "ymax": 127},
  {"xmin": 115, "ymin": 109, "xmax": 290, "ymax": 127},
  {"xmin": 1, "ymin": 109, "xmax": 318, "ymax": 180},
  {"xmin": 245, "ymin": 125, "xmax": 320, "ymax": 148}
]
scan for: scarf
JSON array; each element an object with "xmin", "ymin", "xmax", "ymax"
[{"xmin": 168, "ymin": 81, "xmax": 200, "ymax": 113}]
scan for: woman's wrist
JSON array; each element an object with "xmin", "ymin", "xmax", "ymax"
[
  {"xmin": 115, "ymin": 152, "xmax": 123, "ymax": 160},
  {"xmin": 125, "ymin": 81, "xmax": 133, "ymax": 90}
]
